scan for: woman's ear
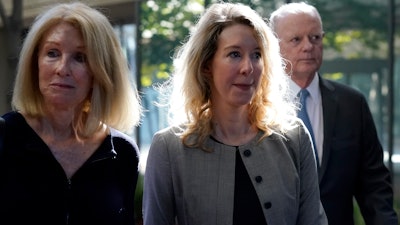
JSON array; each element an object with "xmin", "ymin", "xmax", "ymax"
[{"xmin": 203, "ymin": 63, "xmax": 212, "ymax": 77}]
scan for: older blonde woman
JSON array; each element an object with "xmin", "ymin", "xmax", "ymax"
[{"xmin": 0, "ymin": 2, "xmax": 142, "ymax": 225}]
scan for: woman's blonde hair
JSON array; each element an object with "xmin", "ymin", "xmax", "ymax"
[
  {"xmin": 12, "ymin": 2, "xmax": 142, "ymax": 137},
  {"xmin": 161, "ymin": 3, "xmax": 296, "ymax": 150},
  {"xmin": 159, "ymin": 2, "xmax": 297, "ymax": 150}
]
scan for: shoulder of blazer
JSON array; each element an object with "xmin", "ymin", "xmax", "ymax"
[
  {"xmin": 280, "ymin": 122, "xmax": 303, "ymax": 172},
  {"xmin": 319, "ymin": 75, "xmax": 366, "ymax": 98}
]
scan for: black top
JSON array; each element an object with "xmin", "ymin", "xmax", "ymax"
[
  {"xmin": 0, "ymin": 111, "xmax": 139, "ymax": 225},
  {"xmin": 233, "ymin": 148, "xmax": 268, "ymax": 225},
  {"xmin": 210, "ymin": 136, "xmax": 267, "ymax": 225}
]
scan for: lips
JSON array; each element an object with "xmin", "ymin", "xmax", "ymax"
[
  {"xmin": 51, "ymin": 82, "xmax": 74, "ymax": 89},
  {"xmin": 299, "ymin": 58, "xmax": 315, "ymax": 62},
  {"xmin": 299, "ymin": 57, "xmax": 313, "ymax": 60},
  {"xmin": 234, "ymin": 83, "xmax": 253, "ymax": 90}
]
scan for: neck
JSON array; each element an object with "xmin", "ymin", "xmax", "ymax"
[
  {"xmin": 290, "ymin": 72, "xmax": 316, "ymax": 89},
  {"xmin": 212, "ymin": 120, "xmax": 257, "ymax": 146}
]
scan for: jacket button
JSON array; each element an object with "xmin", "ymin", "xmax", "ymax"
[
  {"xmin": 243, "ymin": 149, "xmax": 251, "ymax": 157},
  {"xmin": 264, "ymin": 202, "xmax": 272, "ymax": 209},
  {"xmin": 255, "ymin": 176, "xmax": 263, "ymax": 183}
]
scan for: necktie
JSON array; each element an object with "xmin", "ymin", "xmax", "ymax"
[{"xmin": 298, "ymin": 89, "xmax": 319, "ymax": 165}]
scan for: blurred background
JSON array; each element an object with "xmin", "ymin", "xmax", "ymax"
[{"xmin": 1, "ymin": 0, "xmax": 399, "ymax": 224}]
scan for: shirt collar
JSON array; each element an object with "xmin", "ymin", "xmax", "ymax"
[{"xmin": 289, "ymin": 73, "xmax": 320, "ymax": 102}]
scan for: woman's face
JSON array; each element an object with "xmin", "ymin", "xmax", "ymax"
[
  {"xmin": 37, "ymin": 22, "xmax": 93, "ymax": 111},
  {"xmin": 207, "ymin": 24, "xmax": 263, "ymax": 109}
]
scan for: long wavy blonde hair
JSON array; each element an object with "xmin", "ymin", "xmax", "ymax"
[{"xmin": 158, "ymin": 2, "xmax": 296, "ymax": 151}]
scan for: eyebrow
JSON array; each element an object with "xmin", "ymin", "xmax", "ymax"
[
  {"xmin": 42, "ymin": 41, "xmax": 86, "ymax": 49},
  {"xmin": 222, "ymin": 45, "xmax": 260, "ymax": 51}
]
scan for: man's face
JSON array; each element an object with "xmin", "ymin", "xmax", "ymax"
[{"xmin": 274, "ymin": 13, "xmax": 324, "ymax": 81}]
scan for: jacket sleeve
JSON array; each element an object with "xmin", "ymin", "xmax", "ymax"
[
  {"xmin": 356, "ymin": 97, "xmax": 398, "ymax": 225},
  {"xmin": 288, "ymin": 122, "xmax": 328, "ymax": 225},
  {"xmin": 143, "ymin": 130, "xmax": 177, "ymax": 225}
]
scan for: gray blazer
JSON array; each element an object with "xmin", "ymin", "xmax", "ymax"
[{"xmin": 143, "ymin": 122, "xmax": 328, "ymax": 225}]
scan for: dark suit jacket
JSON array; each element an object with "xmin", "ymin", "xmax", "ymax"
[{"xmin": 318, "ymin": 76, "xmax": 398, "ymax": 225}]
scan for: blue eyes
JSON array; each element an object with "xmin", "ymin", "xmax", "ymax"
[
  {"xmin": 47, "ymin": 50, "xmax": 60, "ymax": 58},
  {"xmin": 228, "ymin": 51, "xmax": 261, "ymax": 59},
  {"xmin": 229, "ymin": 51, "xmax": 241, "ymax": 58},
  {"xmin": 46, "ymin": 49, "xmax": 86, "ymax": 63}
]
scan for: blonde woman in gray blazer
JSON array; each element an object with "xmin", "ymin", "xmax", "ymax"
[{"xmin": 143, "ymin": 2, "xmax": 327, "ymax": 225}]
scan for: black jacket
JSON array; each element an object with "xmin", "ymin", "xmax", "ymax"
[
  {"xmin": 0, "ymin": 111, "xmax": 139, "ymax": 225},
  {"xmin": 318, "ymin": 77, "xmax": 398, "ymax": 225}
]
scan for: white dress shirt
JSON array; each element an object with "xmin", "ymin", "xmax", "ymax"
[{"xmin": 289, "ymin": 74, "xmax": 324, "ymax": 165}]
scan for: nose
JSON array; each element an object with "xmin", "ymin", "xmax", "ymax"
[
  {"xmin": 55, "ymin": 57, "xmax": 71, "ymax": 76},
  {"xmin": 241, "ymin": 56, "xmax": 254, "ymax": 76},
  {"xmin": 301, "ymin": 37, "xmax": 314, "ymax": 51}
]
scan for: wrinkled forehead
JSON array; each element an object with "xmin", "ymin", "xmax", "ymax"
[{"xmin": 274, "ymin": 12, "xmax": 323, "ymax": 36}]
